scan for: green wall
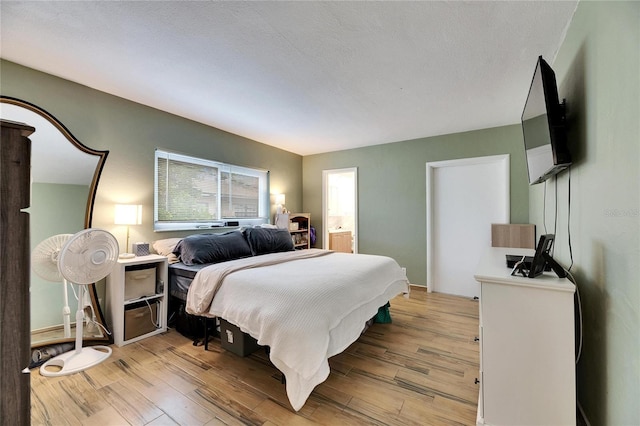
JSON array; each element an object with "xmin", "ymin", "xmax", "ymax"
[
  {"xmin": 529, "ymin": 2, "xmax": 639, "ymax": 424},
  {"xmin": 0, "ymin": 60, "xmax": 303, "ymax": 247},
  {"xmin": 303, "ymin": 124, "xmax": 529, "ymax": 286}
]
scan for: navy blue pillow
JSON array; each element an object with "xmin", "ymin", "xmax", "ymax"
[
  {"xmin": 173, "ymin": 231, "xmax": 252, "ymax": 266},
  {"xmin": 244, "ymin": 227, "xmax": 294, "ymax": 256}
]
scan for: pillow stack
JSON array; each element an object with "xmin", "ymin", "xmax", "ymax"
[{"xmin": 153, "ymin": 227, "xmax": 295, "ymax": 266}]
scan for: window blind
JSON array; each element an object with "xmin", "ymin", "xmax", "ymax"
[{"xmin": 154, "ymin": 150, "xmax": 269, "ymax": 231}]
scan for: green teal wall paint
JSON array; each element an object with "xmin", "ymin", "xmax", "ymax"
[
  {"xmin": 529, "ymin": 2, "xmax": 639, "ymax": 424},
  {"xmin": 303, "ymin": 124, "xmax": 529, "ymax": 285},
  {"xmin": 30, "ymin": 183, "xmax": 88, "ymax": 331},
  {"xmin": 1, "ymin": 60, "xmax": 303, "ymax": 245}
]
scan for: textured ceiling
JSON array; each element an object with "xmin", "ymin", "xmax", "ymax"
[{"xmin": 0, "ymin": 1, "xmax": 577, "ymax": 156}]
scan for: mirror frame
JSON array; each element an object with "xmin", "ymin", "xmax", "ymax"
[{"xmin": 1, "ymin": 95, "xmax": 111, "ymax": 348}]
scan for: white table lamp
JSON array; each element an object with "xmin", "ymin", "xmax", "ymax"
[{"xmin": 114, "ymin": 204, "xmax": 142, "ymax": 259}]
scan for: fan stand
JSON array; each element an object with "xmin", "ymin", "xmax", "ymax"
[
  {"xmin": 40, "ymin": 284, "xmax": 112, "ymax": 377},
  {"xmin": 62, "ymin": 279, "xmax": 71, "ymax": 338}
]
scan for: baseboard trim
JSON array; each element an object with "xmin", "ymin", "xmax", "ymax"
[{"xmin": 409, "ymin": 283, "xmax": 426, "ymax": 292}]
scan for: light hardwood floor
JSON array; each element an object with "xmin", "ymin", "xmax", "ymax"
[{"xmin": 30, "ymin": 287, "xmax": 480, "ymax": 425}]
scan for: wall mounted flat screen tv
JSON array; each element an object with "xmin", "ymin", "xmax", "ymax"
[{"xmin": 521, "ymin": 56, "xmax": 572, "ymax": 185}]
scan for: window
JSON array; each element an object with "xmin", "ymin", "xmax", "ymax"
[{"xmin": 154, "ymin": 150, "xmax": 269, "ymax": 231}]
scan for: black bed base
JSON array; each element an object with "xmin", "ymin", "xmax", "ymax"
[{"xmin": 168, "ymin": 295, "xmax": 218, "ymax": 347}]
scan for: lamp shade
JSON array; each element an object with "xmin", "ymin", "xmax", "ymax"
[
  {"xmin": 275, "ymin": 194, "xmax": 285, "ymax": 206},
  {"xmin": 114, "ymin": 204, "xmax": 142, "ymax": 226}
]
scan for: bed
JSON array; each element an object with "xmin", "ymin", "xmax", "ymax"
[{"xmin": 156, "ymin": 227, "xmax": 409, "ymax": 411}]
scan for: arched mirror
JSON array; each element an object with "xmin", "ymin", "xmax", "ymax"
[{"xmin": 0, "ymin": 96, "xmax": 110, "ymax": 349}]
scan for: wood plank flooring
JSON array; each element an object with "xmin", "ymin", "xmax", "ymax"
[{"xmin": 30, "ymin": 287, "xmax": 480, "ymax": 425}]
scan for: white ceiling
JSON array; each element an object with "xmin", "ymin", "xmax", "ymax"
[{"xmin": 0, "ymin": 1, "xmax": 577, "ymax": 156}]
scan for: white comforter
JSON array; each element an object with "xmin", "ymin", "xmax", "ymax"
[{"xmin": 186, "ymin": 249, "xmax": 409, "ymax": 411}]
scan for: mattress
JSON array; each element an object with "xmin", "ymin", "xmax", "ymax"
[{"xmin": 168, "ymin": 262, "xmax": 210, "ymax": 301}]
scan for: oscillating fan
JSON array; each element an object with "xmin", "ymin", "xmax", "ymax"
[
  {"xmin": 31, "ymin": 234, "xmax": 75, "ymax": 338},
  {"xmin": 38, "ymin": 228, "xmax": 119, "ymax": 377}
]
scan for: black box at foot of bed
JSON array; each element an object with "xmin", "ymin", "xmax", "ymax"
[
  {"xmin": 168, "ymin": 295, "xmax": 219, "ymax": 347},
  {"xmin": 169, "ymin": 296, "xmax": 203, "ymax": 337},
  {"xmin": 219, "ymin": 318, "xmax": 261, "ymax": 357}
]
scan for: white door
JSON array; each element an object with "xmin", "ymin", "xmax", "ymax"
[
  {"xmin": 426, "ymin": 155, "xmax": 509, "ymax": 297},
  {"xmin": 322, "ymin": 168, "xmax": 358, "ymax": 253}
]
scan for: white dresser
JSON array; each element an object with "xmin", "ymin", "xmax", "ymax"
[{"xmin": 474, "ymin": 247, "xmax": 576, "ymax": 425}]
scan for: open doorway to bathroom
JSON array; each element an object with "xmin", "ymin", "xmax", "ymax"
[{"xmin": 322, "ymin": 168, "xmax": 358, "ymax": 253}]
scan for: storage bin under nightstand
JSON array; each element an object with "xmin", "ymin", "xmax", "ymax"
[{"xmin": 124, "ymin": 301, "xmax": 159, "ymax": 341}]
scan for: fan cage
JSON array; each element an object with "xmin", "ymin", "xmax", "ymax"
[{"xmin": 59, "ymin": 229, "xmax": 119, "ymax": 285}]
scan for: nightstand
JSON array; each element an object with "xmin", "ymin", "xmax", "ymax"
[{"xmin": 106, "ymin": 254, "xmax": 168, "ymax": 346}]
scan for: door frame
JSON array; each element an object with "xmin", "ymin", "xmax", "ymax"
[
  {"xmin": 322, "ymin": 167, "xmax": 358, "ymax": 253},
  {"xmin": 426, "ymin": 154, "xmax": 510, "ymax": 293}
]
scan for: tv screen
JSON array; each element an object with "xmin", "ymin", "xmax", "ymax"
[{"xmin": 521, "ymin": 56, "xmax": 571, "ymax": 185}]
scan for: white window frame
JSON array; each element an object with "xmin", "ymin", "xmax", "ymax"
[{"xmin": 154, "ymin": 149, "xmax": 269, "ymax": 232}]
